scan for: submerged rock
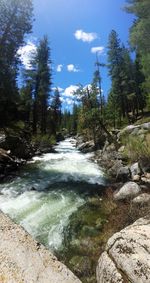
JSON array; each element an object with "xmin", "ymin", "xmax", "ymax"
[{"xmin": 96, "ymin": 215, "xmax": 150, "ymax": 283}]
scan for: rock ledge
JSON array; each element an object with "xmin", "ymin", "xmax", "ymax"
[{"xmin": 0, "ymin": 211, "xmax": 81, "ymax": 283}]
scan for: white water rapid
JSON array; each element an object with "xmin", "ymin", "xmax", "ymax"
[{"xmin": 0, "ymin": 138, "xmax": 105, "ymax": 251}]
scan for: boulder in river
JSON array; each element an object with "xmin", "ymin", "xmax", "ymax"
[{"xmin": 96, "ymin": 215, "xmax": 150, "ymax": 283}]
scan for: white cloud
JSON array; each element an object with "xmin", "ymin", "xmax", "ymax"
[
  {"xmin": 66, "ymin": 98, "xmax": 74, "ymax": 105},
  {"xmin": 91, "ymin": 46, "xmax": 104, "ymax": 54},
  {"xmin": 61, "ymin": 97, "xmax": 74, "ymax": 106},
  {"xmin": 74, "ymin": 29, "xmax": 97, "ymax": 43},
  {"xmin": 18, "ymin": 40, "xmax": 37, "ymax": 69},
  {"xmin": 56, "ymin": 64, "xmax": 63, "ymax": 72},
  {"xmin": 52, "ymin": 86, "xmax": 64, "ymax": 93},
  {"xmin": 63, "ymin": 85, "xmax": 79, "ymax": 97},
  {"xmin": 67, "ymin": 64, "xmax": 79, "ymax": 72}
]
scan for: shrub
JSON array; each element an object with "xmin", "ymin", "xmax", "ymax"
[{"xmin": 32, "ymin": 134, "xmax": 56, "ymax": 147}]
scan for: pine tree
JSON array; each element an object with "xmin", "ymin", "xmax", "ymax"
[
  {"xmin": 51, "ymin": 88, "xmax": 62, "ymax": 134},
  {"xmin": 134, "ymin": 53, "xmax": 146, "ymax": 115},
  {"xmin": 0, "ymin": 0, "xmax": 33, "ymax": 127},
  {"xmin": 107, "ymin": 30, "xmax": 125, "ymax": 120},
  {"xmin": 33, "ymin": 36, "xmax": 52, "ymax": 134},
  {"xmin": 125, "ymin": 0, "xmax": 150, "ymax": 94}
]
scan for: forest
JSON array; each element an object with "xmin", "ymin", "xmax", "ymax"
[{"xmin": 0, "ymin": 0, "xmax": 150, "ymax": 149}]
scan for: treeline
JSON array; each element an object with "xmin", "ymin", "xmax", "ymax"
[
  {"xmin": 0, "ymin": 0, "xmax": 150, "ymax": 144},
  {"xmin": 64, "ymin": 0, "xmax": 150, "ymax": 145},
  {"xmin": 20, "ymin": 37, "xmax": 61, "ymax": 136},
  {"xmin": 0, "ymin": 0, "xmax": 61, "ymax": 139}
]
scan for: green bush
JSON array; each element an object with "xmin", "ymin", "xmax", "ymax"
[{"xmin": 32, "ymin": 134, "xmax": 56, "ymax": 147}]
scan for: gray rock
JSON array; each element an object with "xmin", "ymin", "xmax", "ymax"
[
  {"xmin": 108, "ymin": 160, "xmax": 123, "ymax": 178},
  {"xmin": 132, "ymin": 174, "xmax": 141, "ymax": 182},
  {"xmin": 118, "ymin": 122, "xmax": 150, "ymax": 141},
  {"xmin": 114, "ymin": 182, "xmax": 141, "ymax": 200},
  {"xmin": 96, "ymin": 251, "xmax": 124, "ymax": 283},
  {"xmin": 78, "ymin": 141, "xmax": 95, "ymax": 153},
  {"xmin": 96, "ymin": 216, "xmax": 150, "ymax": 283},
  {"xmin": 139, "ymin": 158, "xmax": 150, "ymax": 173},
  {"xmin": 141, "ymin": 122, "xmax": 150, "ymax": 130},
  {"xmin": 118, "ymin": 145, "xmax": 125, "ymax": 153},
  {"xmin": 116, "ymin": 166, "xmax": 131, "ymax": 182},
  {"xmin": 0, "ymin": 212, "xmax": 81, "ymax": 283},
  {"xmin": 130, "ymin": 162, "xmax": 141, "ymax": 179},
  {"xmin": 118, "ymin": 125, "xmax": 139, "ymax": 140},
  {"xmin": 141, "ymin": 177, "xmax": 150, "ymax": 184},
  {"xmin": 132, "ymin": 193, "xmax": 150, "ymax": 205}
]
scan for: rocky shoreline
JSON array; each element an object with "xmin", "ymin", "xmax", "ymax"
[
  {"xmin": 0, "ymin": 132, "xmax": 58, "ymax": 182},
  {"xmin": 74, "ymin": 122, "xmax": 150, "ymax": 282}
]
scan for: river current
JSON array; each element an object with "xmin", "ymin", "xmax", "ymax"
[{"xmin": 0, "ymin": 138, "xmax": 105, "ymax": 252}]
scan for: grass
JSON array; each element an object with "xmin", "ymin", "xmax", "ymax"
[{"xmin": 122, "ymin": 133, "xmax": 150, "ymax": 163}]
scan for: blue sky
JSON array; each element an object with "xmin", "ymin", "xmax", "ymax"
[{"xmin": 20, "ymin": 0, "xmax": 135, "ymax": 110}]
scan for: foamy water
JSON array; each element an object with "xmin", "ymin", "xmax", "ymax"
[{"xmin": 0, "ymin": 138, "xmax": 105, "ymax": 251}]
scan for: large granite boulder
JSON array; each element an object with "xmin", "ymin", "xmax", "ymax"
[
  {"xmin": 0, "ymin": 212, "xmax": 81, "ymax": 283},
  {"xmin": 114, "ymin": 182, "xmax": 141, "ymax": 200},
  {"xmin": 96, "ymin": 216, "xmax": 150, "ymax": 283}
]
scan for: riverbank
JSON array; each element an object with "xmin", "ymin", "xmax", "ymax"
[
  {"xmin": 0, "ymin": 131, "xmax": 59, "ymax": 182},
  {"xmin": 74, "ymin": 121, "xmax": 150, "ymax": 282}
]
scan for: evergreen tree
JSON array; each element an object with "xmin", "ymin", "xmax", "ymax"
[
  {"xmin": 125, "ymin": 0, "xmax": 150, "ymax": 93},
  {"xmin": 51, "ymin": 88, "xmax": 62, "ymax": 134},
  {"xmin": 19, "ymin": 79, "xmax": 33, "ymax": 124},
  {"xmin": 0, "ymin": 0, "xmax": 33, "ymax": 127},
  {"xmin": 134, "ymin": 53, "xmax": 146, "ymax": 115},
  {"xmin": 106, "ymin": 90, "xmax": 120, "ymax": 128},
  {"xmin": 33, "ymin": 36, "xmax": 52, "ymax": 134},
  {"xmin": 107, "ymin": 30, "xmax": 125, "ymax": 120},
  {"xmin": 72, "ymin": 103, "xmax": 79, "ymax": 134},
  {"xmin": 107, "ymin": 30, "xmax": 141, "ymax": 122}
]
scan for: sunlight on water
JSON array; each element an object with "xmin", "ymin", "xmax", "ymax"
[{"xmin": 0, "ymin": 138, "xmax": 105, "ymax": 251}]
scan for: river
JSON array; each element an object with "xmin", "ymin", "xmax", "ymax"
[{"xmin": 0, "ymin": 138, "xmax": 105, "ymax": 253}]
